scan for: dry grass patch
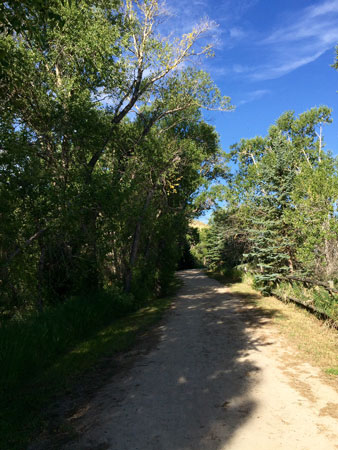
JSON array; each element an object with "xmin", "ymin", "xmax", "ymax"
[{"xmin": 224, "ymin": 276, "xmax": 338, "ymax": 381}]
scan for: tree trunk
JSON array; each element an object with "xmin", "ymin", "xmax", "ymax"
[
  {"xmin": 125, "ymin": 189, "xmax": 154, "ymax": 292},
  {"xmin": 37, "ymin": 246, "xmax": 45, "ymax": 312}
]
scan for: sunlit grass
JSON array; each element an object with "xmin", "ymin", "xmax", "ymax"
[{"xmin": 326, "ymin": 368, "xmax": 338, "ymax": 376}]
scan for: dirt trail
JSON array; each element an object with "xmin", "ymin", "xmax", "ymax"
[{"xmin": 65, "ymin": 269, "xmax": 338, "ymax": 450}]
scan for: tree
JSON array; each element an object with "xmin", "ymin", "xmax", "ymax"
[
  {"xmin": 284, "ymin": 157, "xmax": 338, "ymax": 280},
  {"xmin": 243, "ymin": 133, "xmax": 297, "ymax": 283},
  {"xmin": 205, "ymin": 207, "xmax": 248, "ymax": 272},
  {"xmin": 211, "ymin": 107, "xmax": 336, "ymax": 287},
  {"xmin": 0, "ymin": 0, "xmax": 232, "ymax": 311}
]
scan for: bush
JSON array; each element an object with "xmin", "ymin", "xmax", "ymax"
[{"xmin": 0, "ymin": 287, "xmax": 136, "ymax": 397}]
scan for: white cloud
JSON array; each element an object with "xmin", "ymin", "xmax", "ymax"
[
  {"xmin": 159, "ymin": 1, "xmax": 338, "ymax": 82},
  {"xmin": 232, "ymin": 63, "xmax": 249, "ymax": 74},
  {"xmin": 309, "ymin": 0, "xmax": 338, "ymax": 17},
  {"xmin": 162, "ymin": 0, "xmax": 214, "ymax": 34},
  {"xmin": 251, "ymin": 51, "xmax": 325, "ymax": 81},
  {"xmin": 161, "ymin": 0, "xmax": 256, "ymax": 41},
  {"xmin": 237, "ymin": 89, "xmax": 270, "ymax": 105},
  {"xmin": 229, "ymin": 27, "xmax": 247, "ymax": 39},
  {"xmin": 252, "ymin": 0, "xmax": 338, "ymax": 80},
  {"xmin": 201, "ymin": 62, "xmax": 251, "ymax": 80}
]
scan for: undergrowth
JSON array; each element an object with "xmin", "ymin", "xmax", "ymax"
[
  {"xmin": 273, "ymin": 280, "xmax": 338, "ymax": 322},
  {"xmin": 0, "ymin": 287, "xmax": 136, "ymax": 396},
  {"xmin": 0, "ymin": 282, "xmax": 177, "ymax": 450}
]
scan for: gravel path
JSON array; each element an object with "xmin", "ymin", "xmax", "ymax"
[{"xmin": 66, "ymin": 269, "xmax": 338, "ymax": 450}]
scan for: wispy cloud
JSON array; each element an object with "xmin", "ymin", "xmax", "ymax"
[
  {"xmin": 251, "ymin": 52, "xmax": 325, "ymax": 81},
  {"xmin": 251, "ymin": 0, "xmax": 338, "ymax": 80},
  {"xmin": 202, "ymin": 62, "xmax": 251, "ymax": 80},
  {"xmin": 229, "ymin": 27, "xmax": 247, "ymax": 40},
  {"xmin": 158, "ymin": 0, "xmax": 223, "ymax": 56},
  {"xmin": 163, "ymin": 0, "xmax": 216, "ymax": 34},
  {"xmin": 161, "ymin": 0, "xmax": 256, "ymax": 46},
  {"xmin": 159, "ymin": 1, "xmax": 338, "ymax": 83},
  {"xmin": 232, "ymin": 63, "xmax": 249, "ymax": 74},
  {"xmin": 237, "ymin": 89, "xmax": 270, "ymax": 105}
]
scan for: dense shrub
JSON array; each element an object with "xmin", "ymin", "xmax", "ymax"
[{"xmin": 0, "ymin": 288, "xmax": 136, "ymax": 397}]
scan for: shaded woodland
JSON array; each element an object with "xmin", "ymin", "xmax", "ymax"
[{"xmin": 0, "ymin": 0, "xmax": 231, "ymax": 316}]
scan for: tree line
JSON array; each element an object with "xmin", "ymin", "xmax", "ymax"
[
  {"xmin": 201, "ymin": 102, "xmax": 338, "ymax": 292},
  {"xmin": 0, "ymin": 0, "xmax": 231, "ymax": 316}
]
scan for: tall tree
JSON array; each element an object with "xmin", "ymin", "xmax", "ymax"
[
  {"xmin": 211, "ymin": 107, "xmax": 336, "ymax": 286},
  {"xmin": 0, "ymin": 0, "xmax": 232, "ymax": 311}
]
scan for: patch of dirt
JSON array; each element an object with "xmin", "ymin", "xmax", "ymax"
[
  {"xmin": 320, "ymin": 403, "xmax": 338, "ymax": 419},
  {"xmin": 280, "ymin": 368, "xmax": 318, "ymax": 404}
]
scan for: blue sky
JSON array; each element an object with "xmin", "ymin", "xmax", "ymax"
[{"xmin": 164, "ymin": 0, "xmax": 338, "ymax": 220}]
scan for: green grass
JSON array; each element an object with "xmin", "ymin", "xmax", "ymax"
[
  {"xmin": 0, "ymin": 286, "xmax": 175, "ymax": 450},
  {"xmin": 325, "ymin": 368, "xmax": 338, "ymax": 376}
]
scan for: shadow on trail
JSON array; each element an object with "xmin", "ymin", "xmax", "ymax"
[{"xmin": 66, "ymin": 269, "xmax": 280, "ymax": 450}]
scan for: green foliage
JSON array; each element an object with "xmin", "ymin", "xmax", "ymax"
[
  {"xmin": 284, "ymin": 158, "xmax": 338, "ymax": 280},
  {"xmin": 178, "ymin": 226, "xmax": 200, "ymax": 270},
  {"xmin": 243, "ymin": 133, "xmax": 297, "ymax": 286},
  {"xmin": 204, "ymin": 206, "xmax": 249, "ymax": 273},
  {"xmin": 224, "ymin": 107, "xmax": 337, "ymax": 281},
  {"xmin": 273, "ymin": 280, "xmax": 338, "ymax": 322},
  {"xmin": 190, "ymin": 226, "xmax": 209, "ymax": 267},
  {"xmin": 0, "ymin": 0, "xmax": 231, "ymax": 315},
  {"xmin": 0, "ymin": 287, "xmax": 135, "ymax": 396},
  {"xmin": 205, "ymin": 106, "xmax": 338, "ymax": 311}
]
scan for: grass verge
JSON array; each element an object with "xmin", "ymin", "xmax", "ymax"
[
  {"xmin": 207, "ymin": 271, "xmax": 338, "ymax": 382},
  {"xmin": 0, "ymin": 288, "xmax": 176, "ymax": 450}
]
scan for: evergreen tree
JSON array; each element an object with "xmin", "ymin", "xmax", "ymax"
[
  {"xmin": 209, "ymin": 107, "xmax": 336, "ymax": 289},
  {"xmin": 244, "ymin": 133, "xmax": 296, "ymax": 284}
]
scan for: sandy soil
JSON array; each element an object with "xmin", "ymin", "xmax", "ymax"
[{"xmin": 64, "ymin": 269, "xmax": 338, "ymax": 450}]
